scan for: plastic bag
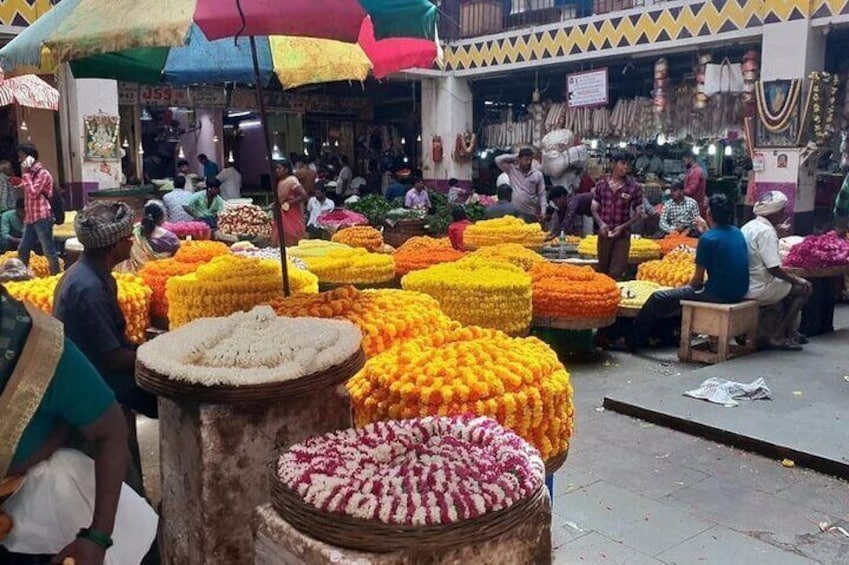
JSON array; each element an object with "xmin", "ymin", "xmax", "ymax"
[
  {"xmin": 704, "ymin": 60, "xmax": 745, "ymax": 96},
  {"xmin": 684, "ymin": 377, "xmax": 771, "ymax": 407}
]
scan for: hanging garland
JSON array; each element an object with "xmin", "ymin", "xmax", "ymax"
[
  {"xmin": 453, "ymin": 132, "xmax": 476, "ymax": 161},
  {"xmin": 808, "ymin": 71, "xmax": 840, "ymax": 146},
  {"xmin": 756, "ymin": 79, "xmax": 802, "ymax": 132}
]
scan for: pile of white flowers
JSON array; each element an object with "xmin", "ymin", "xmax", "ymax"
[
  {"xmin": 277, "ymin": 416, "xmax": 544, "ymax": 526},
  {"xmin": 137, "ymin": 306, "xmax": 362, "ymax": 386}
]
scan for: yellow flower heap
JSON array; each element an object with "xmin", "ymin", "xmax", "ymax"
[
  {"xmin": 287, "ymin": 239, "xmax": 352, "ymax": 259},
  {"xmin": 464, "ymin": 243, "xmax": 545, "ymax": 271},
  {"xmin": 165, "ymin": 255, "xmax": 313, "ymax": 328},
  {"xmin": 578, "ymin": 235, "xmax": 661, "ymax": 261},
  {"xmin": 269, "ymin": 286, "xmax": 453, "ymax": 357},
  {"xmin": 302, "ymin": 247, "xmax": 395, "ymax": 285},
  {"xmin": 402, "ymin": 257, "xmax": 532, "ymax": 335},
  {"xmin": 347, "ymin": 325, "xmax": 574, "ymax": 461},
  {"xmin": 5, "ymin": 273, "xmax": 151, "ymax": 344},
  {"xmin": 636, "ymin": 247, "xmax": 696, "ymax": 288},
  {"xmin": 463, "ymin": 217, "xmax": 546, "ymax": 250},
  {"xmin": 0, "ymin": 251, "xmax": 64, "ymax": 278},
  {"xmin": 617, "ymin": 281, "xmax": 670, "ymax": 308}
]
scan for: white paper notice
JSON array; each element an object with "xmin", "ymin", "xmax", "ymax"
[{"xmin": 567, "ymin": 69, "xmax": 609, "ymax": 108}]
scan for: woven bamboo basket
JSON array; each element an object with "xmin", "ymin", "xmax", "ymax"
[
  {"xmin": 785, "ymin": 265, "xmax": 849, "ymax": 279},
  {"xmin": 136, "ymin": 348, "xmax": 365, "ymax": 404},
  {"xmin": 532, "ymin": 316, "xmax": 616, "ymax": 330},
  {"xmin": 382, "ymin": 219, "xmax": 428, "ymax": 248},
  {"xmin": 270, "ymin": 478, "xmax": 548, "ymax": 554},
  {"xmin": 318, "ymin": 279, "xmax": 398, "ymax": 292},
  {"xmin": 544, "ymin": 449, "xmax": 569, "ymax": 476}
]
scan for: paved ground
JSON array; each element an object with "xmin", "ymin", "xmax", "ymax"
[{"xmin": 137, "ymin": 305, "xmax": 849, "ymax": 564}]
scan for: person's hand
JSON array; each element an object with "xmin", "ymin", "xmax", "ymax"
[
  {"xmin": 695, "ymin": 217, "xmax": 708, "ymax": 233},
  {"xmin": 598, "ymin": 223, "xmax": 609, "ymax": 237},
  {"xmin": 52, "ymin": 538, "xmax": 106, "ymax": 565},
  {"xmin": 793, "ymin": 276, "xmax": 812, "ymax": 292},
  {"xmin": 609, "ymin": 226, "xmax": 623, "ymax": 239},
  {"xmin": 777, "ymin": 220, "xmax": 793, "ymax": 238}
]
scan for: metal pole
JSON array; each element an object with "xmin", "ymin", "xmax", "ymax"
[{"xmin": 249, "ymin": 36, "xmax": 291, "ymax": 296}]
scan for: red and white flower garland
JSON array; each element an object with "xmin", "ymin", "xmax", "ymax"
[{"xmin": 277, "ymin": 416, "xmax": 544, "ymax": 526}]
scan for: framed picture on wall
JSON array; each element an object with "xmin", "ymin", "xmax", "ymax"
[
  {"xmin": 84, "ymin": 114, "xmax": 121, "ymax": 161},
  {"xmin": 754, "ymin": 80, "xmax": 803, "ymax": 148}
]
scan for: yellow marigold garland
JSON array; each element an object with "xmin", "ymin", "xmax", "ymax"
[
  {"xmin": 331, "ymin": 226, "xmax": 384, "ymax": 252},
  {"xmin": 174, "ymin": 240, "xmax": 231, "ymax": 264},
  {"xmin": 401, "ymin": 259, "xmax": 532, "ymax": 335},
  {"xmin": 578, "ymin": 235, "xmax": 661, "ymax": 261},
  {"xmin": 302, "ymin": 247, "xmax": 395, "ymax": 285},
  {"xmin": 463, "ymin": 243, "xmax": 545, "ymax": 271},
  {"xmin": 287, "ymin": 239, "xmax": 352, "ymax": 259},
  {"xmin": 463, "ymin": 217, "xmax": 546, "ymax": 250},
  {"xmin": 395, "ymin": 236, "xmax": 452, "ymax": 253},
  {"xmin": 530, "ymin": 263, "xmax": 620, "ymax": 319},
  {"xmin": 347, "ymin": 325, "xmax": 574, "ymax": 461},
  {"xmin": 0, "ymin": 251, "xmax": 64, "ymax": 278},
  {"xmin": 269, "ymin": 286, "xmax": 454, "ymax": 357},
  {"xmin": 636, "ymin": 248, "xmax": 697, "ymax": 288},
  {"xmin": 617, "ymin": 281, "xmax": 671, "ymax": 308}
]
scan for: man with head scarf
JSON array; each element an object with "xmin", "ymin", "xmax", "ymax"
[
  {"xmin": 741, "ymin": 191, "xmax": 812, "ymax": 350},
  {"xmin": 53, "ymin": 200, "xmax": 157, "ymax": 497}
]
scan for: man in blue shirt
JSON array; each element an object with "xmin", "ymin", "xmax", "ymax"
[
  {"xmin": 630, "ymin": 194, "xmax": 749, "ymax": 349},
  {"xmin": 198, "ymin": 153, "xmax": 219, "ymax": 178}
]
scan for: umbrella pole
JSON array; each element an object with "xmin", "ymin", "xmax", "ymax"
[{"xmin": 249, "ymin": 36, "xmax": 291, "ymax": 297}]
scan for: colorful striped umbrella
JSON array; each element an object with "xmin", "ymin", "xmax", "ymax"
[{"xmin": 0, "ymin": 74, "xmax": 60, "ymax": 110}]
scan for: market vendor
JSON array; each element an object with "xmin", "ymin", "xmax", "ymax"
[
  {"xmin": 547, "ymin": 186, "xmax": 592, "ymax": 238},
  {"xmin": 683, "ymin": 154, "xmax": 708, "ymax": 217},
  {"xmin": 306, "ymin": 186, "xmax": 335, "ymax": 238},
  {"xmin": 118, "ymin": 201, "xmax": 181, "ymax": 273},
  {"xmin": 631, "ymin": 194, "xmax": 749, "ymax": 349},
  {"xmin": 742, "ymin": 191, "xmax": 812, "ymax": 350},
  {"xmin": 495, "ymin": 148, "xmax": 546, "ymax": 223},
  {"xmin": 272, "ymin": 158, "xmax": 307, "ymax": 246},
  {"xmin": 0, "ymin": 287, "xmax": 157, "ymax": 565},
  {"xmin": 659, "ymin": 182, "xmax": 705, "ymax": 236},
  {"xmin": 163, "ymin": 176, "xmax": 194, "ymax": 223},
  {"xmin": 833, "ymin": 172, "xmax": 849, "ymax": 237},
  {"xmin": 184, "ymin": 177, "xmax": 225, "ymax": 230},
  {"xmin": 404, "ymin": 176, "xmax": 431, "ymax": 211},
  {"xmin": 591, "ymin": 152, "xmax": 643, "ymax": 280},
  {"xmin": 0, "ymin": 198, "xmax": 25, "ymax": 252},
  {"xmin": 448, "ymin": 206, "xmax": 473, "ymax": 251},
  {"xmin": 54, "ymin": 201, "xmax": 159, "ymax": 497},
  {"xmin": 484, "ymin": 184, "xmax": 520, "ymax": 219}
]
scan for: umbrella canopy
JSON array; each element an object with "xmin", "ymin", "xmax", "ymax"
[{"xmin": 0, "ymin": 74, "xmax": 60, "ymax": 111}]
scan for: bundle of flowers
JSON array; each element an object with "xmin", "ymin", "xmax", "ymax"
[
  {"xmin": 302, "ymin": 247, "xmax": 395, "ymax": 285},
  {"xmin": 174, "ymin": 240, "xmax": 231, "ymax": 264},
  {"xmin": 277, "ymin": 416, "xmax": 544, "ymax": 525},
  {"xmin": 5, "ymin": 273, "xmax": 152, "ymax": 344},
  {"xmin": 657, "ymin": 233, "xmax": 697, "ymax": 255},
  {"xmin": 0, "ymin": 252, "xmax": 64, "ymax": 278},
  {"xmin": 166, "ymin": 255, "xmax": 289, "ymax": 328},
  {"xmin": 287, "ymin": 239, "xmax": 352, "ymax": 260},
  {"xmin": 161, "ymin": 221, "xmax": 211, "ymax": 240},
  {"xmin": 394, "ymin": 246, "xmax": 465, "ymax": 276},
  {"xmin": 331, "ymin": 225, "xmax": 384, "ymax": 252},
  {"xmin": 617, "ymin": 281, "xmax": 670, "ymax": 308},
  {"xmin": 463, "ymin": 217, "xmax": 546, "ymax": 250},
  {"xmin": 216, "ymin": 204, "xmax": 271, "ymax": 239},
  {"xmin": 401, "ymin": 260, "xmax": 532, "ymax": 335},
  {"xmin": 269, "ymin": 286, "xmax": 454, "ymax": 357},
  {"xmin": 464, "ymin": 243, "xmax": 545, "ymax": 272},
  {"xmin": 138, "ymin": 258, "xmax": 202, "ymax": 320},
  {"xmin": 315, "ymin": 209, "xmax": 368, "ymax": 234},
  {"xmin": 636, "ymin": 249, "xmax": 696, "ymax": 288},
  {"xmin": 578, "ymin": 235, "xmax": 661, "ymax": 261},
  {"xmin": 137, "ymin": 305, "xmax": 361, "ymax": 386},
  {"xmin": 395, "ymin": 236, "xmax": 453, "ymax": 253},
  {"xmin": 783, "ymin": 231, "xmax": 849, "ymax": 270},
  {"xmin": 530, "ymin": 263, "xmax": 619, "ymax": 319},
  {"xmin": 347, "ymin": 326, "xmax": 574, "ymax": 460}
]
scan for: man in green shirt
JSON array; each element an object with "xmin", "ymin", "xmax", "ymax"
[
  {"xmin": 0, "ymin": 199, "xmax": 25, "ymax": 252},
  {"xmin": 184, "ymin": 177, "xmax": 225, "ymax": 230},
  {"xmin": 834, "ymin": 174, "xmax": 849, "ymax": 237}
]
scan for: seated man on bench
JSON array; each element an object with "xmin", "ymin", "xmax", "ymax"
[{"xmin": 630, "ymin": 194, "xmax": 750, "ymax": 349}]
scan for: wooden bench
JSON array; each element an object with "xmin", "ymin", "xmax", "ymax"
[{"xmin": 679, "ymin": 300, "xmax": 759, "ymax": 364}]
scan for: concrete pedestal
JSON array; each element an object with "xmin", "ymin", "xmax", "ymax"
[
  {"xmin": 159, "ymin": 384, "xmax": 352, "ymax": 565},
  {"xmin": 252, "ymin": 497, "xmax": 552, "ymax": 565}
]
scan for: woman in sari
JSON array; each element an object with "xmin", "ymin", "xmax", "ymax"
[
  {"xmin": 271, "ymin": 159, "xmax": 307, "ymax": 247},
  {"xmin": 0, "ymin": 287, "xmax": 157, "ymax": 564},
  {"xmin": 117, "ymin": 201, "xmax": 180, "ymax": 273}
]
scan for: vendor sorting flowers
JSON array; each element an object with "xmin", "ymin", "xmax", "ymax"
[
  {"xmin": 659, "ymin": 182, "xmax": 706, "ymax": 237},
  {"xmin": 184, "ymin": 176, "xmax": 225, "ymax": 230}
]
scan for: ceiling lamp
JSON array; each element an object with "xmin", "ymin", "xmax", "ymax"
[
  {"xmin": 19, "ymin": 121, "xmax": 28, "ymax": 132},
  {"xmin": 416, "ymin": 133, "xmax": 422, "ymax": 142},
  {"xmin": 692, "ymin": 146, "xmax": 701, "ymax": 155},
  {"xmin": 138, "ymin": 143, "xmax": 145, "ymax": 155},
  {"xmin": 140, "ymin": 108, "xmax": 153, "ymax": 121},
  {"xmin": 122, "ymin": 138, "xmax": 130, "ymax": 148},
  {"xmin": 589, "ymin": 139, "xmax": 599, "ymax": 150},
  {"xmin": 724, "ymin": 145, "xmax": 733, "ymax": 156},
  {"xmin": 271, "ymin": 144, "xmax": 283, "ymax": 161},
  {"xmin": 618, "ymin": 141, "xmax": 627, "ymax": 148},
  {"xmin": 401, "ymin": 137, "xmax": 406, "ymax": 145},
  {"xmin": 656, "ymin": 133, "xmax": 667, "ymax": 146},
  {"xmin": 227, "ymin": 150, "xmax": 235, "ymax": 163},
  {"xmin": 212, "ymin": 135, "xmax": 219, "ymax": 143},
  {"xmin": 177, "ymin": 145, "xmax": 186, "ymax": 159},
  {"xmin": 707, "ymin": 143, "xmax": 717, "ymax": 156}
]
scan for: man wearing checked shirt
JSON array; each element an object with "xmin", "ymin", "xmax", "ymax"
[
  {"xmin": 659, "ymin": 182, "xmax": 706, "ymax": 236},
  {"xmin": 17, "ymin": 143, "xmax": 61, "ymax": 275}
]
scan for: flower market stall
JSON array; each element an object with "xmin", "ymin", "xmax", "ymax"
[
  {"xmin": 616, "ymin": 280, "xmax": 671, "ymax": 318},
  {"xmin": 464, "ymin": 217, "xmax": 547, "ymax": 250},
  {"xmin": 578, "ymin": 235, "xmax": 661, "ymax": 264},
  {"xmin": 530, "ymin": 263, "xmax": 620, "ymax": 330},
  {"xmin": 136, "ymin": 306, "xmax": 366, "ymax": 564}
]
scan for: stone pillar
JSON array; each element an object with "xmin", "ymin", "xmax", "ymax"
[
  {"xmin": 756, "ymin": 20, "xmax": 826, "ymax": 234},
  {"xmin": 420, "ymin": 76, "xmax": 473, "ymax": 191}
]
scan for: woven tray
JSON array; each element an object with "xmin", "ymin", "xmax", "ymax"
[
  {"xmin": 785, "ymin": 265, "xmax": 849, "ymax": 279},
  {"xmin": 532, "ymin": 316, "xmax": 616, "ymax": 330},
  {"xmin": 383, "ymin": 219, "xmax": 428, "ymax": 249},
  {"xmin": 319, "ymin": 279, "xmax": 398, "ymax": 292},
  {"xmin": 544, "ymin": 449, "xmax": 569, "ymax": 476},
  {"xmin": 136, "ymin": 348, "xmax": 365, "ymax": 404},
  {"xmin": 270, "ymin": 478, "xmax": 547, "ymax": 554}
]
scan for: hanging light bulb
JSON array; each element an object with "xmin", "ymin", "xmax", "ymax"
[
  {"xmin": 707, "ymin": 143, "xmax": 717, "ymax": 156},
  {"xmin": 304, "ymin": 147, "xmax": 310, "ymax": 157},
  {"xmin": 122, "ymin": 138, "xmax": 129, "ymax": 148},
  {"xmin": 656, "ymin": 133, "xmax": 667, "ymax": 146},
  {"xmin": 692, "ymin": 146, "xmax": 700, "ymax": 155},
  {"xmin": 212, "ymin": 135, "xmax": 219, "ymax": 143},
  {"xmin": 618, "ymin": 141, "xmax": 627, "ymax": 148},
  {"xmin": 271, "ymin": 143, "xmax": 283, "ymax": 161},
  {"xmin": 480, "ymin": 150, "xmax": 489, "ymax": 159},
  {"xmin": 403, "ymin": 156, "xmax": 409, "ymax": 163},
  {"xmin": 334, "ymin": 140, "xmax": 339, "ymax": 147},
  {"xmin": 19, "ymin": 121, "xmax": 28, "ymax": 132},
  {"xmin": 140, "ymin": 108, "xmax": 153, "ymax": 121},
  {"xmin": 227, "ymin": 150, "xmax": 235, "ymax": 163},
  {"xmin": 416, "ymin": 133, "xmax": 422, "ymax": 142},
  {"xmin": 401, "ymin": 137, "xmax": 407, "ymax": 145},
  {"xmin": 589, "ymin": 139, "xmax": 599, "ymax": 150},
  {"xmin": 302, "ymin": 135, "xmax": 309, "ymax": 143},
  {"xmin": 724, "ymin": 145, "xmax": 733, "ymax": 156},
  {"xmin": 177, "ymin": 145, "xmax": 186, "ymax": 159},
  {"xmin": 138, "ymin": 143, "xmax": 145, "ymax": 155}
]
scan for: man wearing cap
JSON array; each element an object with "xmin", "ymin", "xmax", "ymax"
[
  {"xmin": 54, "ymin": 200, "xmax": 157, "ymax": 496},
  {"xmin": 742, "ymin": 191, "xmax": 812, "ymax": 350},
  {"xmin": 184, "ymin": 177, "xmax": 225, "ymax": 229}
]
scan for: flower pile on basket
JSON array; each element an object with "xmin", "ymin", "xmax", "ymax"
[
  {"xmin": 636, "ymin": 247, "xmax": 696, "ymax": 287},
  {"xmin": 276, "ymin": 416, "xmax": 544, "ymax": 525},
  {"xmin": 617, "ymin": 280, "xmax": 670, "ymax": 308},
  {"xmin": 402, "ymin": 258, "xmax": 532, "ymax": 335},
  {"xmin": 347, "ymin": 325, "xmax": 573, "ymax": 462},
  {"xmin": 578, "ymin": 235, "xmax": 661, "ymax": 261},
  {"xmin": 174, "ymin": 240, "xmax": 231, "ymax": 264},
  {"xmin": 286, "ymin": 239, "xmax": 352, "ymax": 260},
  {"xmin": 138, "ymin": 259, "xmax": 202, "ymax": 321},
  {"xmin": 4, "ymin": 273, "xmax": 151, "ymax": 344},
  {"xmin": 331, "ymin": 226, "xmax": 384, "ymax": 252},
  {"xmin": 0, "ymin": 252, "xmax": 63, "ymax": 278},
  {"xmin": 302, "ymin": 247, "xmax": 395, "ymax": 286},
  {"xmin": 657, "ymin": 233, "xmax": 697, "ymax": 255},
  {"xmin": 162, "ymin": 221, "xmax": 211, "ymax": 240},
  {"xmin": 463, "ymin": 217, "xmax": 546, "ymax": 250},
  {"xmin": 783, "ymin": 231, "xmax": 849, "ymax": 270},
  {"xmin": 269, "ymin": 286, "xmax": 454, "ymax": 357},
  {"xmin": 464, "ymin": 243, "xmax": 545, "ymax": 271},
  {"xmin": 530, "ymin": 263, "xmax": 619, "ymax": 321},
  {"xmin": 393, "ymin": 236, "xmax": 465, "ymax": 276},
  {"xmin": 216, "ymin": 204, "xmax": 271, "ymax": 240}
]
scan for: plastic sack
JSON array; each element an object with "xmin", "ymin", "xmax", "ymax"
[
  {"xmin": 1, "ymin": 449, "xmax": 158, "ymax": 564},
  {"xmin": 704, "ymin": 61, "xmax": 745, "ymax": 96},
  {"xmin": 684, "ymin": 377, "xmax": 771, "ymax": 407}
]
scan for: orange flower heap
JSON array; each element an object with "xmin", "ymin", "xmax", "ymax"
[
  {"xmin": 269, "ymin": 286, "xmax": 453, "ymax": 357},
  {"xmin": 658, "ymin": 233, "xmax": 698, "ymax": 255},
  {"xmin": 394, "ymin": 237, "xmax": 465, "ymax": 276},
  {"xmin": 347, "ymin": 325, "xmax": 574, "ymax": 461},
  {"xmin": 331, "ymin": 226, "xmax": 384, "ymax": 252},
  {"xmin": 173, "ymin": 240, "xmax": 231, "ymax": 264},
  {"xmin": 138, "ymin": 258, "xmax": 203, "ymax": 321},
  {"xmin": 637, "ymin": 247, "xmax": 696, "ymax": 288},
  {"xmin": 395, "ymin": 236, "xmax": 452, "ymax": 253},
  {"xmin": 464, "ymin": 243, "xmax": 545, "ymax": 271},
  {"xmin": 578, "ymin": 236, "xmax": 661, "ymax": 261},
  {"xmin": 531, "ymin": 263, "xmax": 619, "ymax": 319}
]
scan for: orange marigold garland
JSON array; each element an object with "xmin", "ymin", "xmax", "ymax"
[
  {"xmin": 138, "ymin": 258, "xmax": 203, "ymax": 321},
  {"xmin": 530, "ymin": 263, "xmax": 620, "ymax": 319},
  {"xmin": 0, "ymin": 251, "xmax": 64, "ymax": 278},
  {"xmin": 331, "ymin": 226, "xmax": 384, "ymax": 252},
  {"xmin": 658, "ymin": 233, "xmax": 698, "ymax": 255},
  {"xmin": 636, "ymin": 247, "xmax": 697, "ymax": 287},
  {"xmin": 395, "ymin": 236, "xmax": 452, "ymax": 253},
  {"xmin": 347, "ymin": 325, "xmax": 574, "ymax": 461},
  {"xmin": 173, "ymin": 240, "xmax": 231, "ymax": 264},
  {"xmin": 394, "ymin": 246, "xmax": 465, "ymax": 276}
]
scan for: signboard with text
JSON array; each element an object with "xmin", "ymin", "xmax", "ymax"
[{"xmin": 566, "ymin": 68, "xmax": 608, "ymax": 108}]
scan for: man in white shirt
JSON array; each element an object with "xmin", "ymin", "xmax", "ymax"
[
  {"xmin": 217, "ymin": 166, "xmax": 242, "ymax": 200},
  {"xmin": 306, "ymin": 186, "xmax": 335, "ymax": 238},
  {"xmin": 741, "ymin": 191, "xmax": 812, "ymax": 350},
  {"xmin": 162, "ymin": 176, "xmax": 195, "ymax": 223},
  {"xmin": 336, "ymin": 156, "xmax": 353, "ymax": 197}
]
